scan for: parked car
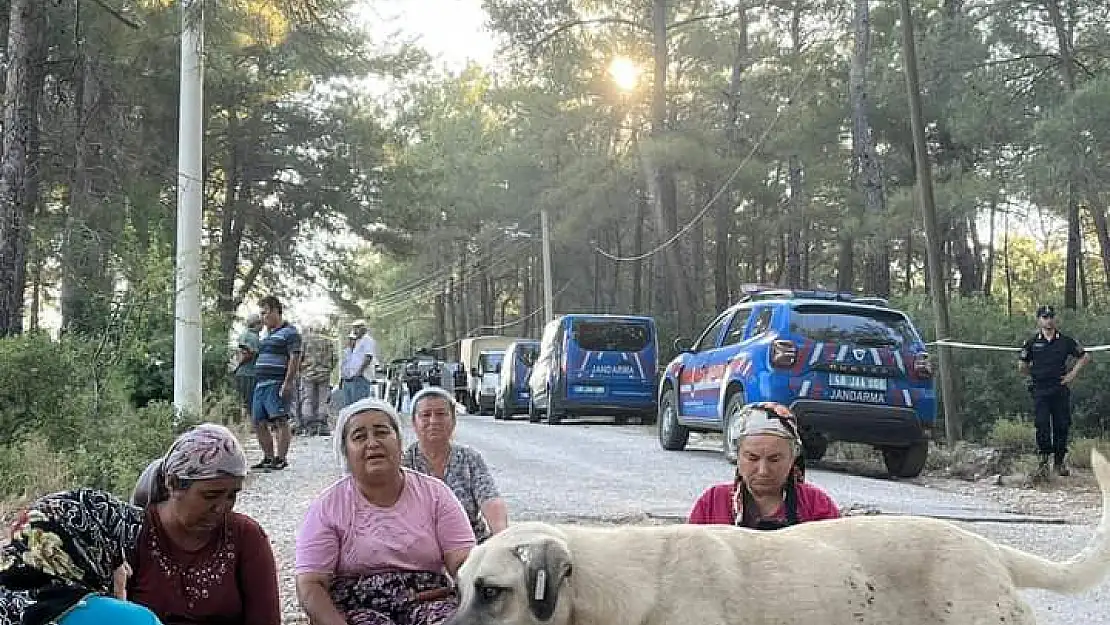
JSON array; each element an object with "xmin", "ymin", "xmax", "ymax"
[
  {"xmin": 494, "ymin": 340, "xmax": 541, "ymax": 420},
  {"xmin": 657, "ymin": 287, "xmax": 936, "ymax": 478},
  {"xmin": 459, "ymin": 336, "xmax": 517, "ymax": 415},
  {"xmin": 529, "ymin": 314, "xmax": 659, "ymax": 425}
]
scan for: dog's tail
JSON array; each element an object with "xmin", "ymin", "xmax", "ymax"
[{"xmin": 998, "ymin": 448, "xmax": 1110, "ymax": 593}]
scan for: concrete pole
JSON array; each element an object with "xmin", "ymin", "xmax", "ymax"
[
  {"xmin": 173, "ymin": 0, "xmax": 204, "ymax": 417},
  {"xmin": 541, "ymin": 208, "xmax": 555, "ymax": 322},
  {"xmin": 898, "ymin": 0, "xmax": 960, "ymax": 442}
]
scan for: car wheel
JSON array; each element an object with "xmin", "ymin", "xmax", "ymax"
[
  {"xmin": 722, "ymin": 393, "xmax": 746, "ymax": 464},
  {"xmin": 493, "ymin": 401, "xmax": 505, "ymax": 420},
  {"xmin": 528, "ymin": 400, "xmax": 540, "ymax": 423},
  {"xmin": 882, "ymin": 441, "xmax": 929, "ymax": 478},
  {"xmin": 615, "ymin": 414, "xmax": 628, "ymax": 426},
  {"xmin": 658, "ymin": 388, "xmax": 689, "ymax": 451},
  {"xmin": 802, "ymin": 435, "xmax": 828, "ymax": 462}
]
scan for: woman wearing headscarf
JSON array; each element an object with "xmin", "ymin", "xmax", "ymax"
[
  {"xmin": 688, "ymin": 402, "xmax": 840, "ymax": 529},
  {"xmin": 0, "ymin": 489, "xmax": 162, "ymax": 624},
  {"xmin": 402, "ymin": 387, "xmax": 509, "ymax": 543},
  {"xmin": 295, "ymin": 398, "xmax": 475, "ymax": 625},
  {"xmin": 129, "ymin": 423, "xmax": 280, "ymax": 625}
]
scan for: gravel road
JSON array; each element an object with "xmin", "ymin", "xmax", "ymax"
[{"xmin": 235, "ymin": 412, "xmax": 1110, "ymax": 625}]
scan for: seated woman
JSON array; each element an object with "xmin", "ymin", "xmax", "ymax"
[
  {"xmin": 0, "ymin": 489, "xmax": 162, "ymax": 624},
  {"xmin": 129, "ymin": 423, "xmax": 280, "ymax": 625},
  {"xmin": 295, "ymin": 398, "xmax": 475, "ymax": 625},
  {"xmin": 689, "ymin": 402, "xmax": 840, "ymax": 529},
  {"xmin": 402, "ymin": 387, "xmax": 509, "ymax": 543}
]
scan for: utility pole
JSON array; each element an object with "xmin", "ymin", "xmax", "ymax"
[
  {"xmin": 898, "ymin": 0, "xmax": 960, "ymax": 442},
  {"xmin": 540, "ymin": 208, "xmax": 555, "ymax": 322},
  {"xmin": 173, "ymin": 0, "xmax": 204, "ymax": 418}
]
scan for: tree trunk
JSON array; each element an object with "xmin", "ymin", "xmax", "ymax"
[
  {"xmin": 434, "ymin": 291, "xmax": 447, "ymax": 347},
  {"xmin": 983, "ymin": 201, "xmax": 996, "ymax": 297},
  {"xmin": 61, "ymin": 52, "xmax": 116, "ymax": 335},
  {"xmin": 850, "ymin": 0, "xmax": 889, "ymax": 297},
  {"xmin": 217, "ymin": 118, "xmax": 246, "ymax": 318},
  {"xmin": 1063, "ymin": 188, "xmax": 1080, "ymax": 309},
  {"xmin": 648, "ymin": 0, "xmax": 693, "ymax": 334},
  {"xmin": 903, "ymin": 230, "xmax": 913, "ymax": 294},
  {"xmin": 784, "ymin": 156, "xmax": 803, "ymax": 287},
  {"xmin": 632, "ymin": 191, "xmax": 646, "ymax": 312},
  {"xmin": 0, "ymin": 0, "xmax": 44, "ymax": 335},
  {"xmin": 521, "ymin": 257, "xmax": 533, "ymax": 336},
  {"xmin": 610, "ymin": 223, "xmax": 621, "ymax": 313},
  {"xmin": 1089, "ymin": 200, "xmax": 1110, "ymax": 290},
  {"xmin": 593, "ymin": 231, "xmax": 602, "ymax": 312},
  {"xmin": 717, "ymin": 1, "xmax": 747, "ymax": 312},
  {"xmin": 459, "ymin": 244, "xmax": 471, "ymax": 334},
  {"xmin": 1044, "ymin": 0, "xmax": 1079, "ymax": 308}
]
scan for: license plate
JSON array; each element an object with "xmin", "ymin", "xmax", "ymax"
[
  {"xmin": 829, "ymin": 374, "xmax": 887, "ymax": 391},
  {"xmin": 573, "ymin": 385, "xmax": 605, "ymax": 395}
]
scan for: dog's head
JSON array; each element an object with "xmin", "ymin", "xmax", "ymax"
[{"xmin": 449, "ymin": 523, "xmax": 574, "ymax": 625}]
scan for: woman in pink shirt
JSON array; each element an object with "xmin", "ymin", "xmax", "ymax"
[
  {"xmin": 689, "ymin": 402, "xmax": 840, "ymax": 529},
  {"xmin": 295, "ymin": 398, "xmax": 475, "ymax": 625}
]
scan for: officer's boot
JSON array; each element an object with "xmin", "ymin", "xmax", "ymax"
[{"xmin": 1054, "ymin": 451, "xmax": 1070, "ymax": 477}]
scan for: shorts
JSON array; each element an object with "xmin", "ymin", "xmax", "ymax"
[
  {"xmin": 252, "ymin": 381, "xmax": 289, "ymax": 425},
  {"xmin": 235, "ymin": 375, "xmax": 257, "ymax": 409}
]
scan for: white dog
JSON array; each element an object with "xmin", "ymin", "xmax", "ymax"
[{"xmin": 450, "ymin": 449, "xmax": 1110, "ymax": 625}]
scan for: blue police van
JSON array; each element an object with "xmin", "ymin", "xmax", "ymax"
[
  {"xmin": 528, "ymin": 314, "xmax": 658, "ymax": 425},
  {"xmin": 494, "ymin": 340, "xmax": 541, "ymax": 420}
]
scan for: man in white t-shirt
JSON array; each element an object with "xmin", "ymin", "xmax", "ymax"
[{"xmin": 340, "ymin": 320, "xmax": 377, "ymax": 406}]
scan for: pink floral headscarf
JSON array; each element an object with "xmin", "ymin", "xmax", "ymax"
[{"xmin": 131, "ymin": 423, "xmax": 247, "ymax": 507}]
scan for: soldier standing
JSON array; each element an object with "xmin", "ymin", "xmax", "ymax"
[{"xmin": 1018, "ymin": 305, "xmax": 1090, "ymax": 478}]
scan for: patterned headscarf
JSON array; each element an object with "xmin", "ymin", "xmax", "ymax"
[
  {"xmin": 132, "ymin": 423, "xmax": 248, "ymax": 507},
  {"xmin": 0, "ymin": 489, "xmax": 143, "ymax": 625},
  {"xmin": 728, "ymin": 401, "xmax": 803, "ymax": 455}
]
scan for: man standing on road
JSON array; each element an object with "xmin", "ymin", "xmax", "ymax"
[
  {"xmin": 340, "ymin": 320, "xmax": 377, "ymax": 405},
  {"xmin": 233, "ymin": 313, "xmax": 264, "ymax": 424},
  {"xmin": 299, "ymin": 326, "xmax": 335, "ymax": 436},
  {"xmin": 252, "ymin": 295, "xmax": 301, "ymax": 471},
  {"xmin": 1018, "ymin": 304, "xmax": 1090, "ymax": 478}
]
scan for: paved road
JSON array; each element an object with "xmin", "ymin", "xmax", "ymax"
[{"xmin": 442, "ymin": 412, "xmax": 1109, "ymax": 625}]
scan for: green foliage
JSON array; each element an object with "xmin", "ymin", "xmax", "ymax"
[
  {"xmin": 0, "ymin": 332, "xmax": 205, "ymax": 500},
  {"xmin": 895, "ymin": 295, "xmax": 1110, "ymax": 440}
]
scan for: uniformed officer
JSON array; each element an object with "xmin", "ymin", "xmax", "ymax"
[{"xmin": 1017, "ymin": 305, "xmax": 1090, "ymax": 477}]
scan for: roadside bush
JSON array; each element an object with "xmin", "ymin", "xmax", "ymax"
[
  {"xmin": 984, "ymin": 417, "xmax": 1037, "ymax": 455},
  {"xmin": 0, "ymin": 331, "xmax": 216, "ymax": 502},
  {"xmin": 1069, "ymin": 438, "xmax": 1110, "ymax": 469}
]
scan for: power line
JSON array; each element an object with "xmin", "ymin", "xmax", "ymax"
[{"xmin": 594, "ymin": 62, "xmax": 816, "ymax": 263}]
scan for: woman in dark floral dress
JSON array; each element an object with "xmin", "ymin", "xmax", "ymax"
[{"xmin": 129, "ymin": 424, "xmax": 280, "ymax": 625}]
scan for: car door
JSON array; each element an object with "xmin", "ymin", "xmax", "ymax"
[{"xmin": 679, "ymin": 311, "xmax": 732, "ymax": 420}]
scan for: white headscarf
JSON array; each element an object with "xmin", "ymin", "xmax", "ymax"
[{"xmin": 333, "ymin": 398, "xmax": 402, "ymax": 474}]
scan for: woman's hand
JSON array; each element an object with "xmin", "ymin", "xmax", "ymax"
[
  {"xmin": 481, "ymin": 498, "xmax": 509, "ymax": 535},
  {"xmin": 443, "ymin": 548, "xmax": 471, "ymax": 579},
  {"xmin": 112, "ymin": 561, "xmax": 132, "ymax": 600},
  {"xmin": 295, "ymin": 573, "xmax": 347, "ymax": 625}
]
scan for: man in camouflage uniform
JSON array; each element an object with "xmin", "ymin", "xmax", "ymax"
[{"xmin": 299, "ymin": 327, "xmax": 336, "ymax": 436}]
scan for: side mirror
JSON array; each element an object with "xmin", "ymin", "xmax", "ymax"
[{"xmin": 673, "ymin": 337, "xmax": 693, "ymax": 353}]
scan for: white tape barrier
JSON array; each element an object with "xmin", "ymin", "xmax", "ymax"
[{"xmin": 925, "ymin": 339, "xmax": 1110, "ymax": 353}]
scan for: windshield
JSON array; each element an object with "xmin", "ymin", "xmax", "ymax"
[
  {"xmin": 572, "ymin": 320, "xmax": 652, "ymax": 352},
  {"xmin": 478, "ymin": 352, "xmax": 504, "ymax": 374},
  {"xmin": 789, "ymin": 305, "xmax": 919, "ymax": 347},
  {"xmin": 517, "ymin": 344, "xmax": 540, "ymax": 367}
]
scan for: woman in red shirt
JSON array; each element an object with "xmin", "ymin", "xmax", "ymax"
[
  {"xmin": 130, "ymin": 424, "xmax": 280, "ymax": 625},
  {"xmin": 688, "ymin": 402, "xmax": 840, "ymax": 529}
]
